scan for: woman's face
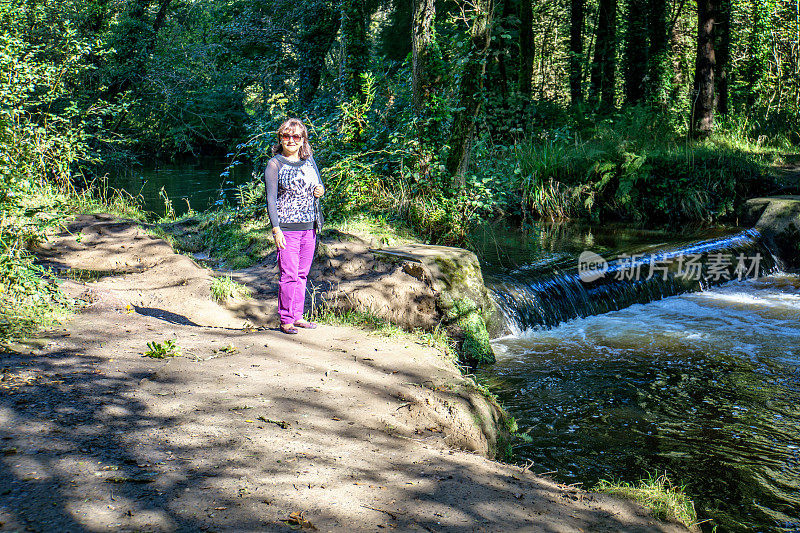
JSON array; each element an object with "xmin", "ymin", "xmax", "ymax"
[{"xmin": 280, "ymin": 127, "xmax": 303, "ymax": 158}]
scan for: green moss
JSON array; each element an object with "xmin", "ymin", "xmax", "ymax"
[
  {"xmin": 457, "ymin": 310, "xmax": 494, "ymax": 365},
  {"xmin": 442, "ymin": 295, "xmax": 478, "ymax": 321}
]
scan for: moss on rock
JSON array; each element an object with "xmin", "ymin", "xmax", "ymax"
[{"xmin": 456, "ymin": 308, "xmax": 495, "ymax": 365}]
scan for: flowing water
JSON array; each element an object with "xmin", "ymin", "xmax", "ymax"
[
  {"xmin": 475, "ymin": 222, "xmax": 800, "ymax": 532},
  {"xmin": 103, "ymin": 159, "xmax": 253, "ymax": 216}
]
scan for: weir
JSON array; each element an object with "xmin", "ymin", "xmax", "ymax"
[{"xmin": 488, "ymin": 229, "xmax": 781, "ymax": 333}]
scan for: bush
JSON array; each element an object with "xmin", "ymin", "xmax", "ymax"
[{"xmin": 0, "ymin": 236, "xmax": 71, "ymax": 340}]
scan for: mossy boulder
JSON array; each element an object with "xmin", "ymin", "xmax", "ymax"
[
  {"xmin": 455, "ymin": 305, "xmax": 494, "ymax": 365},
  {"xmin": 740, "ymin": 196, "xmax": 800, "ymax": 268},
  {"xmin": 370, "ymin": 244, "xmax": 503, "ymax": 365}
]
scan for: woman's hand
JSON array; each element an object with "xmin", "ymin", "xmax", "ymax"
[
  {"xmin": 313, "ymin": 185, "xmax": 324, "ymax": 198},
  {"xmin": 273, "ymin": 228, "xmax": 286, "ymax": 250}
]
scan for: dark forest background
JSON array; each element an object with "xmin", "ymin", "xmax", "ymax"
[{"xmin": 2, "ymin": 0, "xmax": 800, "ymax": 239}]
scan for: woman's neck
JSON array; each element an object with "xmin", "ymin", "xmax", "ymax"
[{"xmin": 281, "ymin": 151, "xmax": 301, "ymax": 162}]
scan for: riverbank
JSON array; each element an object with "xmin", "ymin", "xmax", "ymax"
[{"xmin": 0, "ymin": 213, "xmax": 692, "ymax": 532}]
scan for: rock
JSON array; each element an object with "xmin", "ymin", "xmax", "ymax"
[
  {"xmin": 309, "ymin": 239, "xmax": 440, "ymax": 331},
  {"xmin": 371, "ymin": 244, "xmax": 504, "ymax": 365},
  {"xmin": 740, "ymin": 196, "xmax": 800, "ymax": 267}
]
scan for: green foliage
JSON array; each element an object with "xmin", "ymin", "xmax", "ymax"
[
  {"xmin": 594, "ymin": 473, "xmax": 698, "ymax": 529},
  {"xmin": 0, "ymin": 0, "xmax": 104, "ymax": 204},
  {"xmin": 494, "ymin": 106, "xmax": 782, "ymax": 224},
  {"xmin": 210, "ymin": 275, "xmax": 252, "ymax": 302},
  {"xmin": 0, "ymin": 235, "xmax": 71, "ymax": 341},
  {"xmin": 144, "ymin": 339, "xmax": 183, "ymax": 359},
  {"xmin": 159, "ymin": 186, "xmax": 176, "ymax": 221},
  {"xmin": 338, "ymin": 73, "xmax": 377, "ymax": 146}
]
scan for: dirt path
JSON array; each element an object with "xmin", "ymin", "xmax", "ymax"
[{"xmin": 0, "ymin": 215, "xmax": 690, "ymax": 532}]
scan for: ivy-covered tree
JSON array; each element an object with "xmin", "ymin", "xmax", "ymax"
[
  {"xmin": 446, "ymin": 0, "xmax": 496, "ymax": 183},
  {"xmin": 624, "ymin": 0, "xmax": 648, "ymax": 104},
  {"xmin": 590, "ymin": 0, "xmax": 617, "ymax": 109},
  {"xmin": 646, "ymin": 0, "xmax": 669, "ymax": 105},
  {"xmin": 519, "ymin": 0, "xmax": 534, "ymax": 97},
  {"xmin": 693, "ymin": 0, "xmax": 717, "ymax": 135},
  {"xmin": 569, "ymin": 0, "xmax": 584, "ymax": 104},
  {"xmin": 412, "ymin": 0, "xmax": 437, "ymax": 139}
]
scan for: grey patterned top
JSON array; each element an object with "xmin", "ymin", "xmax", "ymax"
[{"xmin": 264, "ymin": 154, "xmax": 324, "ymax": 232}]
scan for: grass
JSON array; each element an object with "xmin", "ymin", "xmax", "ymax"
[
  {"xmin": 325, "ymin": 212, "xmax": 419, "ymax": 246},
  {"xmin": 156, "ymin": 207, "xmax": 275, "ymax": 269},
  {"xmin": 593, "ymin": 473, "xmax": 698, "ymax": 529},
  {"xmin": 308, "ymin": 307, "xmax": 454, "ymax": 355},
  {"xmin": 490, "ymin": 109, "xmax": 790, "ymax": 224},
  {"xmin": 210, "ymin": 275, "xmax": 253, "ymax": 302}
]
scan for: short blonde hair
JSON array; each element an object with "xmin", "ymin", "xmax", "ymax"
[{"xmin": 272, "ymin": 118, "xmax": 313, "ymax": 159}]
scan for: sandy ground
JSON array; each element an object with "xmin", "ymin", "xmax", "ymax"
[{"xmin": 0, "ymin": 215, "xmax": 691, "ymax": 532}]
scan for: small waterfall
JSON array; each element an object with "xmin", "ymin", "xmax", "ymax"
[{"xmin": 489, "ymin": 229, "xmax": 781, "ymax": 333}]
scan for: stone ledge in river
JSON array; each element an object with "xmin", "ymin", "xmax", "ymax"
[
  {"xmin": 369, "ymin": 244, "xmax": 504, "ymax": 365},
  {"xmin": 741, "ymin": 196, "xmax": 800, "ymax": 267}
]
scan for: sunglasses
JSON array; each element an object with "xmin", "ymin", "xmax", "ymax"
[{"xmin": 280, "ymin": 133, "xmax": 303, "ymax": 142}]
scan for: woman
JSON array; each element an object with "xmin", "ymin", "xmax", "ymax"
[{"xmin": 265, "ymin": 118, "xmax": 325, "ymax": 334}]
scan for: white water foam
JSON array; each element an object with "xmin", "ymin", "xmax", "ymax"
[{"xmin": 493, "ymin": 273, "xmax": 800, "ymax": 364}]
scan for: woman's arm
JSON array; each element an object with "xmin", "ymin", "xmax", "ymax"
[
  {"xmin": 264, "ymin": 158, "xmax": 281, "ymax": 228},
  {"xmin": 309, "ymin": 156, "xmax": 323, "ymax": 186},
  {"xmin": 264, "ymin": 158, "xmax": 286, "ymax": 249}
]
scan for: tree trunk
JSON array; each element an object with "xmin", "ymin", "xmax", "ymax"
[
  {"xmin": 692, "ymin": 0, "xmax": 716, "ymax": 135},
  {"xmin": 624, "ymin": 0, "xmax": 648, "ymax": 104},
  {"xmin": 341, "ymin": 0, "xmax": 368, "ymax": 102},
  {"xmin": 494, "ymin": 0, "xmax": 512, "ymax": 105},
  {"xmin": 715, "ymin": 0, "xmax": 730, "ymax": 114},
  {"xmin": 518, "ymin": 0, "xmax": 534, "ymax": 96},
  {"xmin": 299, "ymin": 1, "xmax": 340, "ymax": 104},
  {"xmin": 646, "ymin": 0, "xmax": 668, "ymax": 105},
  {"xmin": 152, "ymin": 0, "xmax": 172, "ymax": 35},
  {"xmin": 412, "ymin": 0, "xmax": 436, "ymax": 126},
  {"xmin": 446, "ymin": 0, "xmax": 495, "ymax": 184},
  {"xmin": 589, "ymin": 0, "xmax": 616, "ymax": 110},
  {"xmin": 569, "ymin": 0, "xmax": 584, "ymax": 104}
]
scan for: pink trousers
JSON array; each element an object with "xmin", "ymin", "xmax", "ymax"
[{"xmin": 276, "ymin": 229, "xmax": 316, "ymax": 325}]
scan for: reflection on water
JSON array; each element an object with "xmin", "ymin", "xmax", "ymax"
[
  {"xmin": 483, "ymin": 273, "xmax": 800, "ymax": 532},
  {"xmin": 471, "ymin": 220, "xmax": 742, "ymax": 274},
  {"xmin": 103, "ymin": 159, "xmax": 253, "ymax": 216}
]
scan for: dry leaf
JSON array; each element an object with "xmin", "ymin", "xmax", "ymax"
[{"xmin": 284, "ymin": 511, "xmax": 316, "ymax": 530}]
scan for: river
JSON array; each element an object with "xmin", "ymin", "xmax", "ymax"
[
  {"xmin": 475, "ymin": 222, "xmax": 800, "ymax": 532},
  {"xmin": 104, "ymin": 158, "xmax": 253, "ymax": 217}
]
